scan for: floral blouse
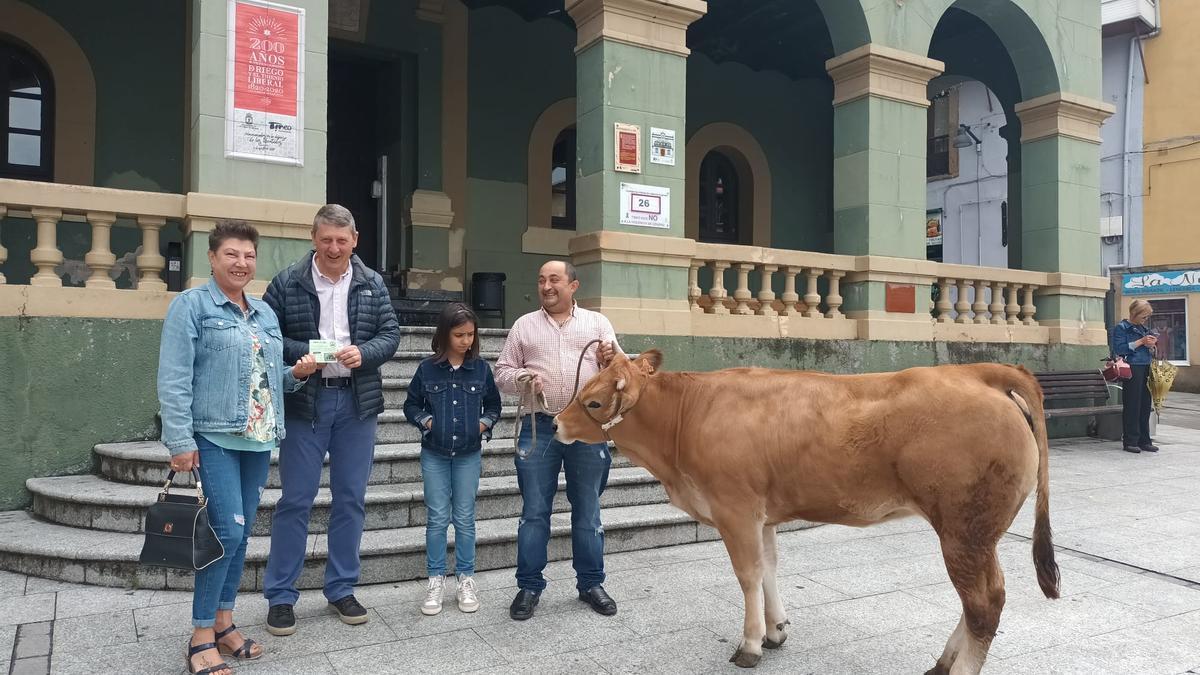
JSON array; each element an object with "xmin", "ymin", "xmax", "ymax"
[{"xmin": 244, "ymin": 333, "xmax": 278, "ymax": 443}]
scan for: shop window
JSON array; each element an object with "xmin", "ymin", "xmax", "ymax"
[
  {"xmin": 927, "ymin": 90, "xmax": 958, "ymax": 180},
  {"xmin": 698, "ymin": 150, "xmax": 739, "ymax": 244},
  {"xmin": 551, "ymin": 128, "xmax": 576, "ymax": 230},
  {"xmin": 0, "ymin": 39, "xmax": 53, "ymax": 181},
  {"xmin": 1147, "ymin": 298, "xmax": 1189, "ymax": 364}
]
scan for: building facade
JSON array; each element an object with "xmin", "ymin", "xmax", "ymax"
[{"xmin": 0, "ymin": 0, "xmax": 1113, "ymax": 508}]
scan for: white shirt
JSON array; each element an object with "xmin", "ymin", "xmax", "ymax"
[
  {"xmin": 495, "ymin": 303, "xmax": 623, "ymax": 413},
  {"xmin": 311, "ymin": 257, "xmax": 353, "ymax": 378}
]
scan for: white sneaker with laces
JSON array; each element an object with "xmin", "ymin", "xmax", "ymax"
[
  {"xmin": 456, "ymin": 575, "xmax": 480, "ymax": 613},
  {"xmin": 421, "ymin": 575, "xmax": 445, "ymax": 616}
]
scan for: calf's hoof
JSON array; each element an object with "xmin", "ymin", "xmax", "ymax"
[
  {"xmin": 762, "ymin": 633, "xmax": 787, "ymax": 649},
  {"xmin": 923, "ymin": 664, "xmax": 950, "ymax": 675},
  {"xmin": 729, "ymin": 649, "xmax": 761, "ymax": 668}
]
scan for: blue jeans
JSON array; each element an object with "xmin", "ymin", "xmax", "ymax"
[
  {"xmin": 421, "ymin": 449, "xmax": 482, "ymax": 577},
  {"xmin": 514, "ymin": 413, "xmax": 611, "ymax": 593},
  {"xmin": 192, "ymin": 435, "xmax": 271, "ymax": 628},
  {"xmin": 263, "ymin": 387, "xmax": 378, "ymax": 606}
]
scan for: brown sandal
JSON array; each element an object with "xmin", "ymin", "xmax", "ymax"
[{"xmin": 185, "ymin": 641, "xmax": 231, "ymax": 674}]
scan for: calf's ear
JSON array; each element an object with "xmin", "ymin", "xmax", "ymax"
[{"xmin": 636, "ymin": 349, "xmax": 663, "ymax": 375}]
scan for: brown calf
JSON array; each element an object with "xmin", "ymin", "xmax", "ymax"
[{"xmin": 554, "ymin": 351, "xmax": 1058, "ymax": 673}]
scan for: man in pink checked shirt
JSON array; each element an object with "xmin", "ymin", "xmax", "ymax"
[{"xmin": 495, "ymin": 260, "xmax": 622, "ymax": 621}]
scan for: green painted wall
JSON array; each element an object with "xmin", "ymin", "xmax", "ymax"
[
  {"xmin": 686, "ymin": 55, "xmax": 835, "ymax": 252},
  {"xmin": 464, "ymin": 7, "xmax": 576, "ymax": 319},
  {"xmin": 0, "ymin": 317, "xmax": 163, "ymax": 510}
]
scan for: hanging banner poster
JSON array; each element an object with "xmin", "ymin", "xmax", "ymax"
[
  {"xmin": 649, "ymin": 127, "xmax": 676, "ymax": 166},
  {"xmin": 225, "ymin": 0, "xmax": 305, "ymax": 165},
  {"xmin": 619, "ymin": 182, "xmax": 670, "ymax": 229},
  {"xmin": 1123, "ymin": 269, "xmax": 1200, "ymax": 295},
  {"xmin": 614, "ymin": 123, "xmax": 641, "ymax": 173}
]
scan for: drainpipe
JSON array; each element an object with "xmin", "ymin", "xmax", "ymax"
[{"xmin": 1118, "ymin": 2, "xmax": 1163, "ymax": 275}]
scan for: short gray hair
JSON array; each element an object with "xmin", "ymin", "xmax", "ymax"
[{"xmin": 312, "ymin": 204, "xmax": 357, "ymax": 235}]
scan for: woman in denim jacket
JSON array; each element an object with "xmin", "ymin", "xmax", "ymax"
[
  {"xmin": 158, "ymin": 221, "xmax": 318, "ymax": 675},
  {"xmin": 403, "ymin": 303, "xmax": 501, "ymax": 616},
  {"xmin": 1110, "ymin": 298, "xmax": 1160, "ymax": 454}
]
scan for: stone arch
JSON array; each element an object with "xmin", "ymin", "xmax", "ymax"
[
  {"xmin": 523, "ymin": 97, "xmax": 575, "ymax": 255},
  {"xmin": 0, "ymin": 0, "xmax": 96, "ymax": 184},
  {"xmin": 686, "ymin": 122, "xmax": 772, "ymax": 247},
  {"xmin": 936, "ymin": 0, "xmax": 1060, "ymax": 100},
  {"xmin": 813, "ymin": 0, "xmax": 872, "ymax": 55}
]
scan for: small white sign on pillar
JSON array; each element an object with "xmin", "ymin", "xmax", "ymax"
[
  {"xmin": 619, "ymin": 182, "xmax": 671, "ymax": 229},
  {"xmin": 649, "ymin": 127, "xmax": 676, "ymax": 166}
]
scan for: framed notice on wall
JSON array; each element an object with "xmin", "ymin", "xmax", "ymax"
[
  {"xmin": 225, "ymin": 0, "xmax": 306, "ymax": 165},
  {"xmin": 619, "ymin": 182, "xmax": 670, "ymax": 229},
  {"xmin": 614, "ymin": 123, "xmax": 641, "ymax": 173}
]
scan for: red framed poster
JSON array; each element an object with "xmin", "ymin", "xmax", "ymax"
[
  {"xmin": 225, "ymin": 0, "xmax": 305, "ymax": 165},
  {"xmin": 614, "ymin": 123, "xmax": 641, "ymax": 173}
]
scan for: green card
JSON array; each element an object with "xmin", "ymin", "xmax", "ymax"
[{"xmin": 309, "ymin": 339, "xmax": 340, "ymax": 363}]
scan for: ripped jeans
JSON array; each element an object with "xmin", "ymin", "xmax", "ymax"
[
  {"xmin": 514, "ymin": 413, "xmax": 611, "ymax": 593},
  {"xmin": 192, "ymin": 435, "xmax": 271, "ymax": 628}
]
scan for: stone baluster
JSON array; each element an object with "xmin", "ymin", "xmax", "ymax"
[
  {"xmin": 0, "ymin": 205, "xmax": 7, "ymax": 284},
  {"xmin": 1021, "ymin": 284, "xmax": 1038, "ymax": 326},
  {"xmin": 1006, "ymin": 284, "xmax": 1021, "ymax": 325},
  {"xmin": 935, "ymin": 278, "xmax": 954, "ymax": 323},
  {"xmin": 973, "ymin": 281, "xmax": 991, "ymax": 324},
  {"xmin": 29, "ymin": 207, "xmax": 63, "ymax": 287},
  {"xmin": 780, "ymin": 266, "xmax": 801, "ymax": 315},
  {"xmin": 756, "ymin": 264, "xmax": 778, "ymax": 316},
  {"xmin": 706, "ymin": 260, "xmax": 730, "ymax": 315},
  {"xmin": 954, "ymin": 279, "xmax": 974, "ymax": 324},
  {"xmin": 804, "ymin": 268, "xmax": 824, "ymax": 319},
  {"xmin": 136, "ymin": 216, "xmax": 168, "ymax": 291},
  {"xmin": 732, "ymin": 263, "xmax": 754, "ymax": 315},
  {"xmin": 84, "ymin": 212, "xmax": 118, "ymax": 289},
  {"xmin": 990, "ymin": 282, "xmax": 1008, "ymax": 325},
  {"xmin": 687, "ymin": 260, "xmax": 703, "ymax": 313},
  {"xmin": 825, "ymin": 270, "xmax": 845, "ymax": 319}
]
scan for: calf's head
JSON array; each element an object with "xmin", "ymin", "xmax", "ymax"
[{"xmin": 554, "ymin": 349, "xmax": 663, "ymax": 445}]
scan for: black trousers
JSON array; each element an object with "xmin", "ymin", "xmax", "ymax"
[{"xmin": 1122, "ymin": 364, "xmax": 1153, "ymax": 446}]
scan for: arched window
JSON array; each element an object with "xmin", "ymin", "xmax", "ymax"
[
  {"xmin": 551, "ymin": 127, "xmax": 576, "ymax": 230},
  {"xmin": 698, "ymin": 150, "xmax": 739, "ymax": 243},
  {"xmin": 1, "ymin": 38, "xmax": 53, "ymax": 180}
]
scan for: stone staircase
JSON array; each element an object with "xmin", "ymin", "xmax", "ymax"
[{"xmin": 0, "ymin": 326, "xmax": 810, "ymax": 590}]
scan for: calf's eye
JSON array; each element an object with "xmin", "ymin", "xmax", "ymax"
[{"xmin": 587, "ymin": 401, "xmax": 602, "ymax": 409}]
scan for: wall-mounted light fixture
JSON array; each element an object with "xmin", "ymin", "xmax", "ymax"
[{"xmin": 953, "ymin": 123, "xmax": 983, "ymax": 149}]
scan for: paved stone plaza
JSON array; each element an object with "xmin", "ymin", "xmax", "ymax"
[{"xmin": 5, "ymin": 395, "xmax": 1200, "ymax": 674}]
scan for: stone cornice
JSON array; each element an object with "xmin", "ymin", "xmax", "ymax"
[
  {"xmin": 1014, "ymin": 93, "xmax": 1115, "ymax": 144},
  {"xmin": 569, "ymin": 230, "xmax": 696, "ymax": 267},
  {"xmin": 825, "ymin": 44, "xmax": 944, "ymax": 108},
  {"xmin": 566, "ymin": 0, "xmax": 707, "ymax": 57}
]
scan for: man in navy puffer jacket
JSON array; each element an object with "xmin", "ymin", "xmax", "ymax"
[{"xmin": 261, "ymin": 204, "xmax": 400, "ymax": 635}]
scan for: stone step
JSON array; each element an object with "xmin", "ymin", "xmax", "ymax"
[
  {"xmin": 0, "ymin": 505, "xmax": 817, "ymax": 591},
  {"xmin": 95, "ymin": 441, "xmax": 633, "ymax": 488},
  {"xmin": 381, "ymin": 351, "xmax": 503, "ymax": 379},
  {"xmin": 381, "ymin": 377, "xmax": 520, "ymax": 408},
  {"xmin": 28, "ymin": 466, "xmax": 664, "ymax": 536},
  {"xmin": 396, "ymin": 326, "xmax": 509, "ymax": 354}
]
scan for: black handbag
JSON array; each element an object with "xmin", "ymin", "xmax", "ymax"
[{"xmin": 139, "ymin": 470, "xmax": 225, "ymax": 571}]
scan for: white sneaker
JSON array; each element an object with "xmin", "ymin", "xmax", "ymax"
[
  {"xmin": 456, "ymin": 575, "xmax": 480, "ymax": 613},
  {"xmin": 421, "ymin": 575, "xmax": 445, "ymax": 615}
]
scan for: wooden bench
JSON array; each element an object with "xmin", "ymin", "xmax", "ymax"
[{"xmin": 1034, "ymin": 370, "xmax": 1123, "ymax": 440}]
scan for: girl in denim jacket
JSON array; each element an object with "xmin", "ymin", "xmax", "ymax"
[{"xmin": 403, "ymin": 303, "xmax": 501, "ymax": 615}]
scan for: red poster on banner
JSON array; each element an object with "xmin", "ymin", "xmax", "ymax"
[
  {"xmin": 233, "ymin": 4, "xmax": 299, "ymax": 115},
  {"xmin": 226, "ymin": 0, "xmax": 305, "ymax": 164}
]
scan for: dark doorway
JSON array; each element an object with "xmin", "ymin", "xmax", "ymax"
[{"xmin": 327, "ymin": 55, "xmax": 382, "ymax": 271}]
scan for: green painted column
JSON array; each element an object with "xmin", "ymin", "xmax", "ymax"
[
  {"xmin": 188, "ymin": 0, "xmax": 329, "ymax": 204},
  {"xmin": 1014, "ymin": 93, "xmax": 1113, "ymax": 338},
  {"xmin": 826, "ymin": 45, "xmax": 943, "ymax": 259},
  {"xmin": 564, "ymin": 0, "xmax": 705, "ymax": 332},
  {"xmin": 825, "ymin": 45, "xmax": 943, "ymax": 338}
]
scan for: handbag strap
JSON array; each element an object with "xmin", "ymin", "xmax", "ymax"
[{"xmin": 162, "ymin": 469, "xmax": 207, "ymax": 504}]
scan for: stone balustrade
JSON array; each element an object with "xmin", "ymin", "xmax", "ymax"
[{"xmin": 0, "ymin": 178, "xmax": 184, "ymax": 290}]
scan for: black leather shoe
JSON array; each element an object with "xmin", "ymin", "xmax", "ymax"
[
  {"xmin": 1123, "ymin": 445, "xmax": 1142, "ymax": 454},
  {"xmin": 266, "ymin": 604, "xmax": 296, "ymax": 636},
  {"xmin": 509, "ymin": 589, "xmax": 540, "ymax": 621},
  {"xmin": 1139, "ymin": 443, "xmax": 1160, "ymax": 452},
  {"xmin": 578, "ymin": 585, "xmax": 617, "ymax": 616},
  {"xmin": 329, "ymin": 595, "xmax": 369, "ymax": 625}
]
